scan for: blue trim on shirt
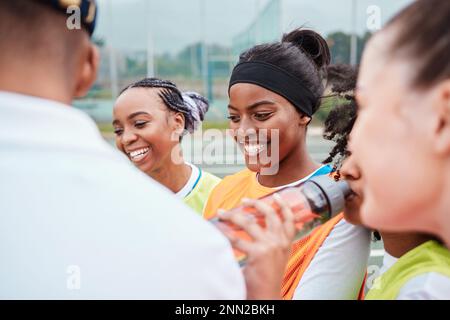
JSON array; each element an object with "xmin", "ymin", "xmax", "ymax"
[
  {"xmin": 185, "ymin": 167, "xmax": 202, "ymax": 198},
  {"xmin": 309, "ymin": 165, "xmax": 333, "ymax": 179}
]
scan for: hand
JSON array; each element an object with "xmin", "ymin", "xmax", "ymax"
[{"xmin": 218, "ymin": 193, "xmax": 298, "ymax": 300}]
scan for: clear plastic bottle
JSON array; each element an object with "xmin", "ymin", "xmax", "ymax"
[{"xmin": 210, "ymin": 175, "xmax": 351, "ymax": 265}]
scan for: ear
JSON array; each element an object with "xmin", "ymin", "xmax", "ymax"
[
  {"xmin": 171, "ymin": 112, "xmax": 186, "ymax": 138},
  {"xmin": 432, "ymin": 80, "xmax": 450, "ymax": 156},
  {"xmin": 74, "ymin": 44, "xmax": 99, "ymax": 98},
  {"xmin": 298, "ymin": 112, "xmax": 312, "ymax": 126}
]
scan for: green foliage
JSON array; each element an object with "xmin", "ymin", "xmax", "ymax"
[
  {"xmin": 201, "ymin": 120, "xmax": 230, "ymax": 131},
  {"xmin": 314, "ymin": 96, "xmax": 348, "ymax": 123},
  {"xmin": 125, "ymin": 57, "xmax": 147, "ymax": 77},
  {"xmin": 97, "ymin": 122, "xmax": 114, "ymax": 134},
  {"xmin": 327, "ymin": 31, "xmax": 372, "ymax": 65},
  {"xmin": 85, "ymin": 86, "xmax": 112, "ymax": 99}
]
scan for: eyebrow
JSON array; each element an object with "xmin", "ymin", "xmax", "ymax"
[
  {"xmin": 228, "ymin": 100, "xmax": 276, "ymax": 111},
  {"xmin": 112, "ymin": 111, "xmax": 151, "ymax": 126},
  {"xmin": 128, "ymin": 111, "xmax": 151, "ymax": 119}
]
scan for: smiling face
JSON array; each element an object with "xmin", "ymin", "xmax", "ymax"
[
  {"xmin": 350, "ymin": 30, "xmax": 446, "ymax": 234},
  {"xmin": 113, "ymin": 87, "xmax": 184, "ymax": 176},
  {"xmin": 228, "ymin": 83, "xmax": 310, "ymax": 173}
]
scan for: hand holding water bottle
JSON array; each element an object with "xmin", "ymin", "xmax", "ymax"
[
  {"xmin": 218, "ymin": 193, "xmax": 299, "ymax": 300},
  {"xmin": 214, "ymin": 176, "xmax": 351, "ymax": 299}
]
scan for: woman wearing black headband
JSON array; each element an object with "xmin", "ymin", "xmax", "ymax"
[{"xmin": 204, "ymin": 29, "xmax": 370, "ymax": 299}]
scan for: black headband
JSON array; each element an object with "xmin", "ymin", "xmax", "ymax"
[{"xmin": 228, "ymin": 61, "xmax": 317, "ymax": 117}]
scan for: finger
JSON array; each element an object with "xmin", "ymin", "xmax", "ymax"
[
  {"xmin": 273, "ymin": 193, "xmax": 296, "ymax": 238},
  {"xmin": 272, "ymin": 193, "xmax": 293, "ymax": 223},
  {"xmin": 228, "ymin": 235, "xmax": 256, "ymax": 254},
  {"xmin": 217, "ymin": 209, "xmax": 228, "ymax": 219},
  {"xmin": 223, "ymin": 210, "xmax": 266, "ymax": 242},
  {"xmin": 243, "ymin": 198, "xmax": 283, "ymax": 234},
  {"xmin": 219, "ymin": 226, "xmax": 254, "ymax": 254}
]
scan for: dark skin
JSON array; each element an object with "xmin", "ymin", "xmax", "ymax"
[
  {"xmin": 341, "ymin": 149, "xmax": 432, "ymax": 259},
  {"xmin": 113, "ymin": 87, "xmax": 192, "ymax": 193},
  {"xmin": 228, "ymin": 83, "xmax": 319, "ymax": 187}
]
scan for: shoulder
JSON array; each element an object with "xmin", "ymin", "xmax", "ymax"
[
  {"xmin": 293, "ymin": 219, "xmax": 371, "ymax": 300},
  {"xmin": 205, "ymin": 168, "xmax": 254, "ymax": 202},
  {"xmin": 200, "ymin": 170, "xmax": 222, "ymax": 187},
  {"xmin": 397, "ymin": 272, "xmax": 450, "ymax": 300},
  {"xmin": 308, "ymin": 217, "xmax": 371, "ymax": 270},
  {"xmin": 220, "ymin": 168, "xmax": 255, "ymax": 185},
  {"xmin": 325, "ymin": 217, "xmax": 372, "ymax": 245},
  {"xmin": 2, "ymin": 146, "xmax": 246, "ymax": 298},
  {"xmin": 202, "ymin": 168, "xmax": 255, "ymax": 218},
  {"xmin": 183, "ymin": 170, "xmax": 222, "ymax": 214}
]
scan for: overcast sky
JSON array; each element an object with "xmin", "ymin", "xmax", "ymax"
[{"xmin": 95, "ymin": 0, "xmax": 413, "ymax": 54}]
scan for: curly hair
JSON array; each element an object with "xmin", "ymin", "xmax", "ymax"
[{"xmin": 321, "ymin": 64, "xmax": 358, "ymax": 172}]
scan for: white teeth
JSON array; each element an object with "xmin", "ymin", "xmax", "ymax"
[
  {"xmin": 244, "ymin": 144, "xmax": 265, "ymax": 156},
  {"xmin": 128, "ymin": 147, "xmax": 150, "ymax": 161}
]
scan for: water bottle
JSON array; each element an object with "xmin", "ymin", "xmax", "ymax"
[{"xmin": 210, "ymin": 175, "xmax": 351, "ymax": 265}]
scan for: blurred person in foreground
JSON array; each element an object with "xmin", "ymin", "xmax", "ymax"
[
  {"xmin": 351, "ymin": 0, "xmax": 450, "ymax": 250},
  {"xmin": 321, "ymin": 66, "xmax": 446, "ymax": 299},
  {"xmin": 0, "ymin": 0, "xmax": 245, "ymax": 299}
]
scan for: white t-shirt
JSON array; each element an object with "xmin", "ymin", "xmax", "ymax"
[
  {"xmin": 398, "ymin": 273, "xmax": 450, "ymax": 299},
  {"xmin": 0, "ymin": 91, "xmax": 245, "ymax": 299},
  {"xmin": 175, "ymin": 163, "xmax": 200, "ymax": 199},
  {"xmin": 256, "ymin": 165, "xmax": 331, "ymax": 189},
  {"xmin": 292, "ymin": 218, "xmax": 371, "ymax": 299},
  {"xmin": 379, "ymin": 251, "xmax": 450, "ymax": 300}
]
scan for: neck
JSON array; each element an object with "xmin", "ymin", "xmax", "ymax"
[
  {"xmin": 442, "ymin": 223, "xmax": 450, "ymax": 249},
  {"xmin": 0, "ymin": 60, "xmax": 72, "ymax": 105},
  {"xmin": 258, "ymin": 142, "xmax": 320, "ymax": 188},
  {"xmin": 380, "ymin": 232, "xmax": 432, "ymax": 258},
  {"xmin": 437, "ymin": 170, "xmax": 450, "ymax": 249},
  {"xmin": 149, "ymin": 157, "xmax": 192, "ymax": 194}
]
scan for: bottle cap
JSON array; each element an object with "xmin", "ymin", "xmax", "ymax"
[{"xmin": 308, "ymin": 176, "xmax": 351, "ymax": 216}]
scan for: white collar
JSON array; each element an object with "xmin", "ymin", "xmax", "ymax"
[
  {"xmin": 175, "ymin": 163, "xmax": 201, "ymax": 199},
  {"xmin": 0, "ymin": 91, "xmax": 112, "ymax": 155},
  {"xmin": 256, "ymin": 165, "xmax": 329, "ymax": 190},
  {"xmin": 380, "ymin": 251, "xmax": 399, "ymax": 275}
]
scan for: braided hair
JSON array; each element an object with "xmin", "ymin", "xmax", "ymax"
[{"xmin": 120, "ymin": 78, "xmax": 209, "ymax": 135}]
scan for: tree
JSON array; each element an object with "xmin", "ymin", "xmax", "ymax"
[{"xmin": 327, "ymin": 31, "xmax": 373, "ymax": 65}]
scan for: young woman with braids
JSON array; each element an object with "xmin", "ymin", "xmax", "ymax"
[
  {"xmin": 112, "ymin": 78, "xmax": 221, "ymax": 214},
  {"xmin": 204, "ymin": 29, "xmax": 371, "ymax": 299}
]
